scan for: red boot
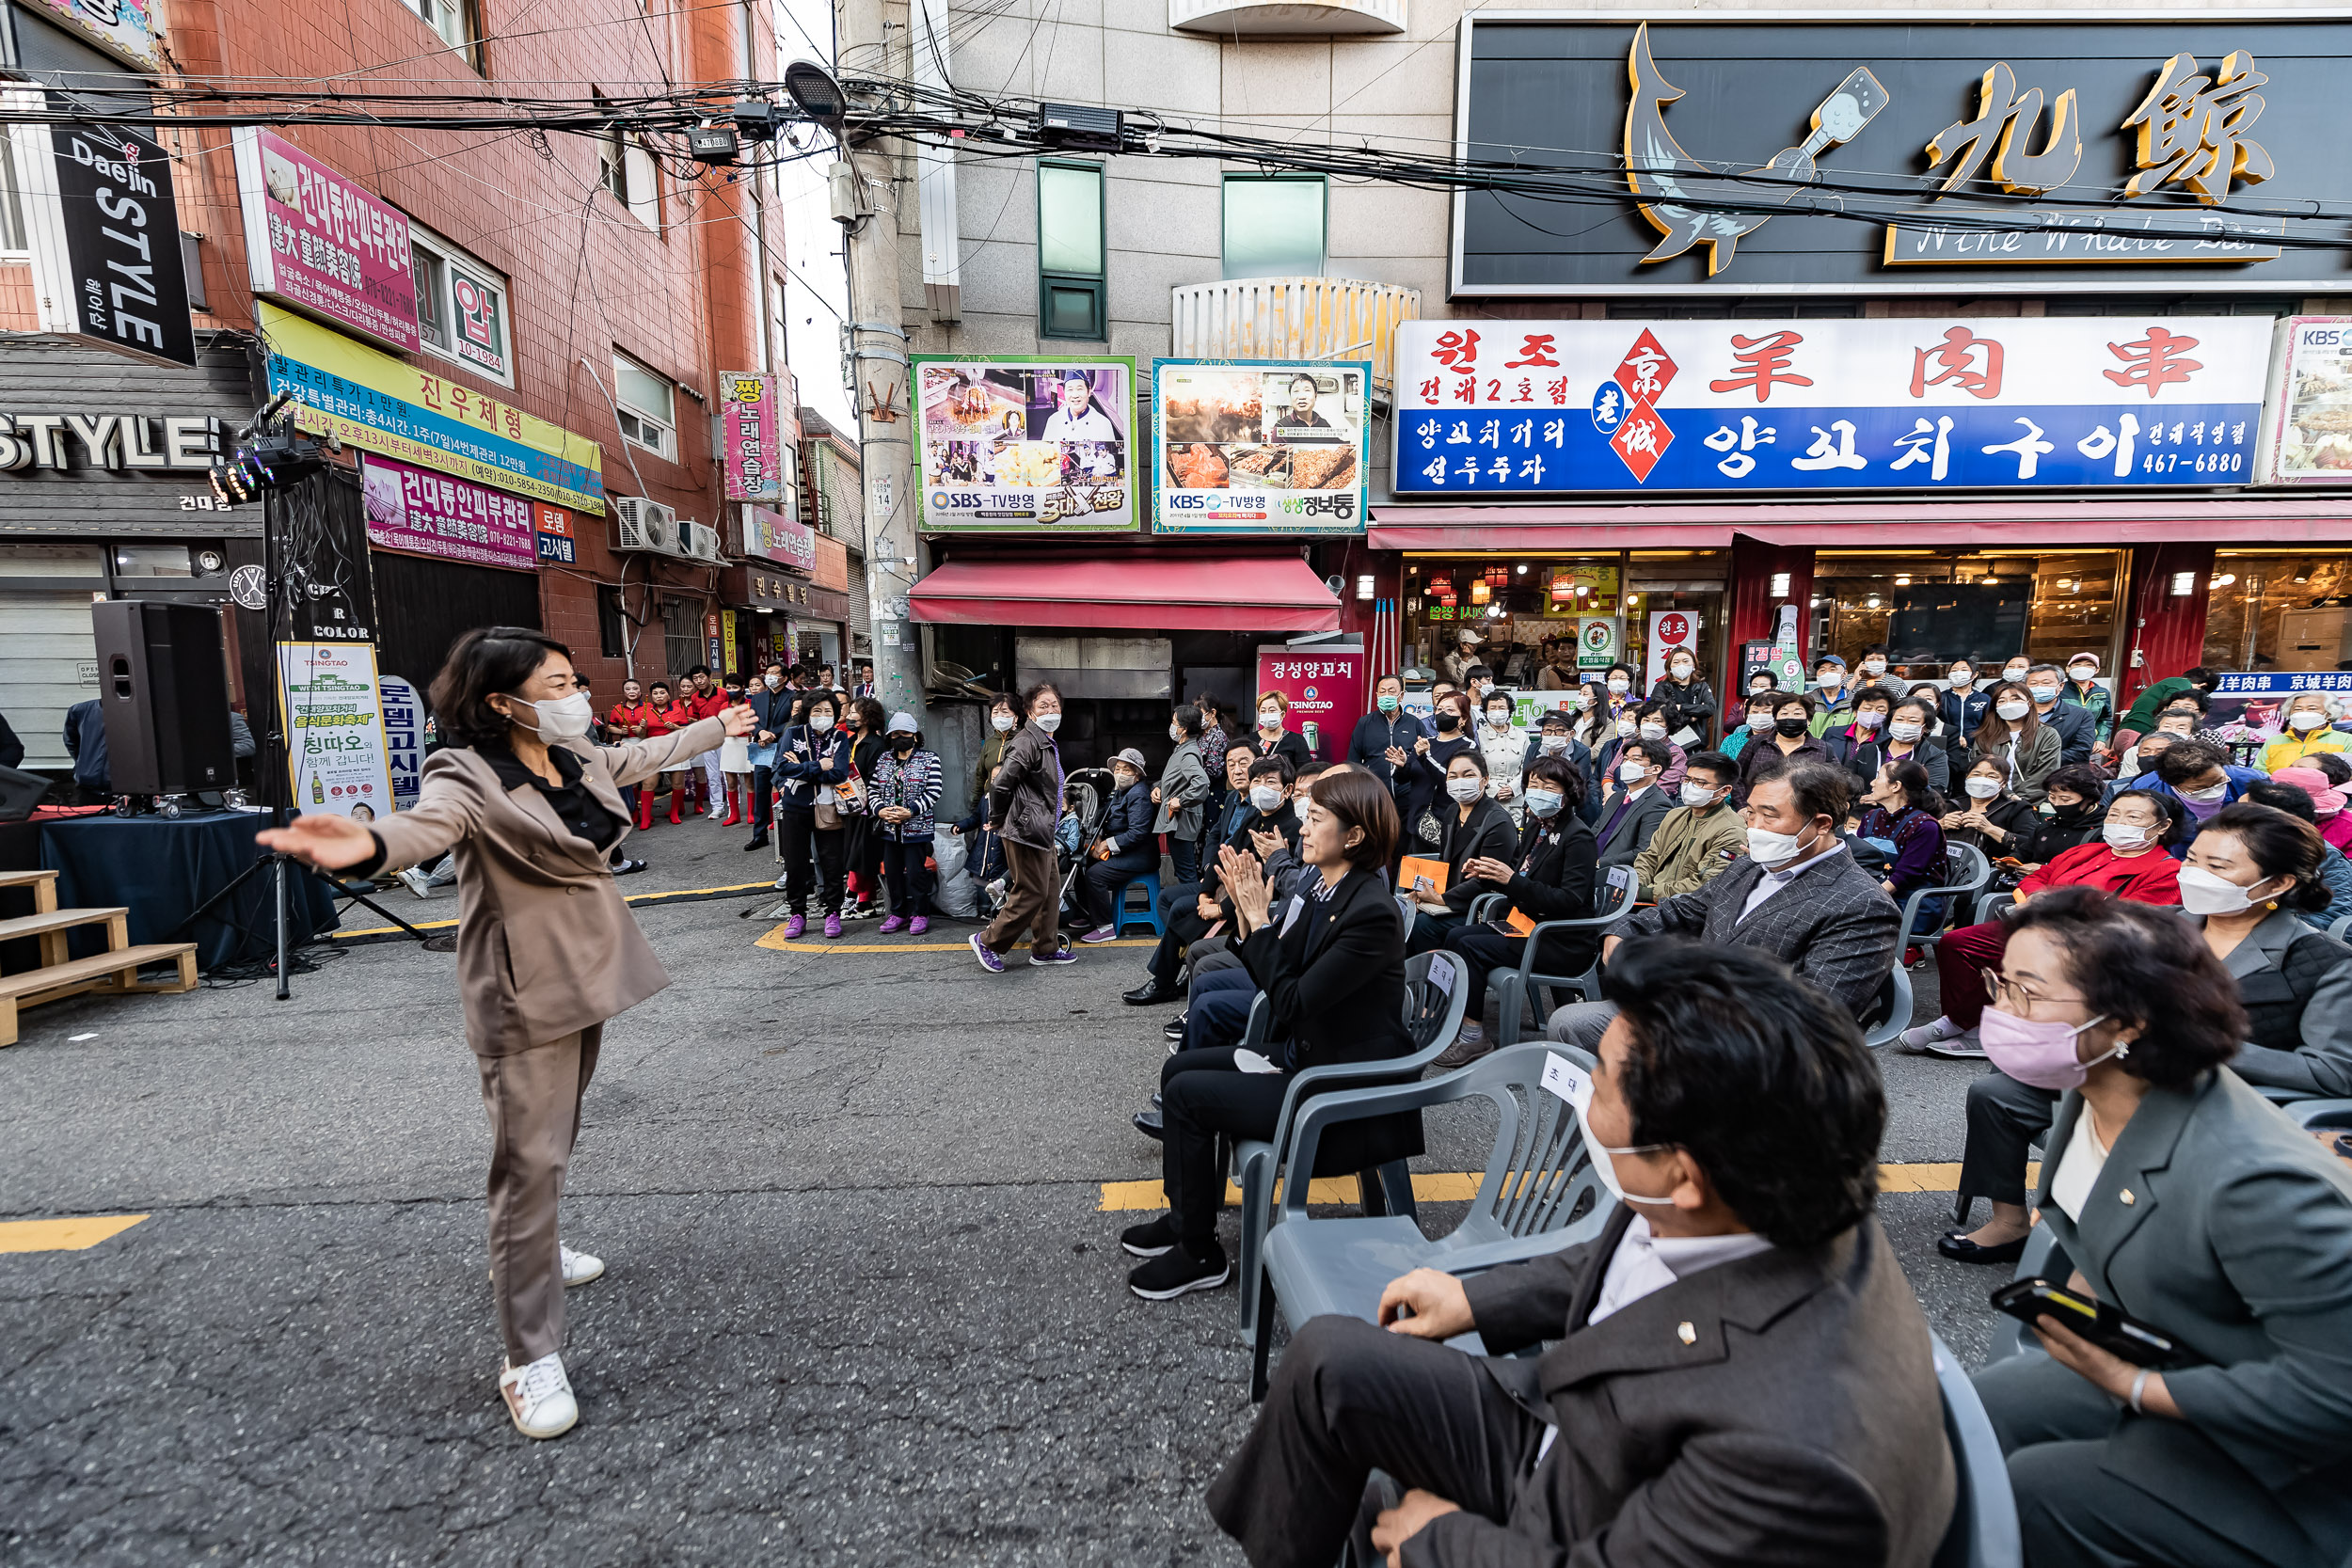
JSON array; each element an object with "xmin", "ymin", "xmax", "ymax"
[
  {"xmin": 668, "ymin": 787, "xmax": 684, "ymax": 826},
  {"xmin": 635, "ymin": 790, "xmax": 653, "ymax": 832},
  {"xmin": 692, "ymin": 776, "xmax": 707, "ymax": 816},
  {"xmin": 719, "ymin": 789, "xmax": 740, "ymax": 828}
]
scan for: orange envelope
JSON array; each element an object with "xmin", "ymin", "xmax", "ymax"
[{"xmin": 1400, "ymin": 856, "xmax": 1450, "ymax": 901}]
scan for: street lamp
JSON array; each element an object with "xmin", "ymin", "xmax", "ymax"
[{"xmin": 784, "ymin": 60, "xmax": 849, "ymax": 135}]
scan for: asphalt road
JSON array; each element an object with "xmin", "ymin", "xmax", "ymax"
[{"xmin": 3, "ymin": 819, "xmax": 2011, "ymax": 1565}]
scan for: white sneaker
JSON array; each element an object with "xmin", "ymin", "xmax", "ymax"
[
  {"xmin": 1896, "ymin": 1018, "xmax": 1965, "ymax": 1054},
  {"xmin": 560, "ymin": 1244, "xmax": 604, "ymax": 1287},
  {"xmin": 396, "ymin": 866, "xmax": 432, "ymax": 900},
  {"xmin": 499, "ymin": 1352, "xmax": 579, "ymax": 1439}
]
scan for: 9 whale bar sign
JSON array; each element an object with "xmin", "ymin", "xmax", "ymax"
[{"xmin": 1391, "ymin": 317, "xmax": 2272, "ymax": 496}]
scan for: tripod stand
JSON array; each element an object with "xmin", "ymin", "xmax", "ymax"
[{"xmin": 171, "ymin": 841, "xmax": 433, "ymax": 1000}]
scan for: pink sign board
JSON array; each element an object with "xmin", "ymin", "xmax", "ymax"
[
  {"xmin": 747, "ymin": 506, "xmax": 817, "ymax": 572},
  {"xmin": 360, "ymin": 454, "xmax": 539, "ymax": 572},
  {"xmin": 234, "ymin": 128, "xmax": 421, "ymax": 352},
  {"xmin": 1255, "ymin": 644, "xmax": 1369, "ymax": 764},
  {"xmin": 722, "ymin": 372, "xmax": 787, "ymax": 501}
]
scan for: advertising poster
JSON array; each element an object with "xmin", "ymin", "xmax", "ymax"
[
  {"xmin": 377, "ymin": 673, "xmax": 423, "ymax": 812},
  {"xmin": 278, "ymin": 641, "xmax": 394, "ymax": 821},
  {"xmin": 912, "ymin": 356, "xmax": 1136, "ymax": 532},
  {"xmin": 1542, "ymin": 563, "xmax": 1620, "ymax": 620},
  {"xmin": 1394, "ymin": 317, "xmax": 2272, "ymax": 495},
  {"xmin": 1577, "ymin": 618, "xmax": 1619, "ymax": 671},
  {"xmin": 1255, "ymin": 645, "xmax": 1367, "ymax": 763},
  {"xmin": 359, "ymin": 454, "xmax": 540, "ymax": 571},
  {"xmin": 2206, "ymin": 673, "xmax": 2352, "ymax": 768},
  {"xmin": 2259, "ymin": 318, "xmax": 2352, "ymax": 483},
  {"xmin": 1151, "ymin": 359, "xmax": 1370, "ymax": 534},
  {"xmin": 746, "ymin": 505, "xmax": 817, "ymax": 572},
  {"xmin": 261, "ymin": 303, "xmax": 606, "ymax": 515},
  {"xmin": 721, "ymin": 372, "xmax": 787, "ymax": 501},
  {"xmin": 1644, "ymin": 609, "xmax": 1700, "ymax": 690},
  {"xmin": 30, "ymin": 0, "xmax": 160, "ymax": 69},
  {"xmin": 17, "ymin": 102, "xmax": 196, "ymax": 365},
  {"xmin": 233, "ymin": 128, "xmax": 421, "ymax": 352}
]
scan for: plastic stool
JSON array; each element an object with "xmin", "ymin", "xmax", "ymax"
[{"xmin": 1115, "ymin": 870, "xmax": 1165, "ymax": 937}]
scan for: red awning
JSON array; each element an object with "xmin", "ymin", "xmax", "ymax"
[
  {"xmin": 909, "ymin": 552, "xmax": 1342, "ymax": 633},
  {"xmin": 1368, "ymin": 497, "xmax": 2352, "ymax": 551}
]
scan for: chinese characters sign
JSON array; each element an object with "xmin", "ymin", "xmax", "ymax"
[
  {"xmin": 1151, "ymin": 359, "xmax": 1369, "ymax": 535},
  {"xmin": 2259, "ymin": 319, "xmax": 2352, "ymax": 484},
  {"xmin": 260, "ymin": 303, "xmax": 605, "ymax": 515},
  {"xmin": 722, "ymin": 372, "xmax": 791, "ymax": 502},
  {"xmin": 1392, "ymin": 317, "xmax": 2269, "ymax": 496},
  {"xmin": 911, "ymin": 356, "xmax": 1136, "ymax": 533},
  {"xmin": 359, "ymin": 454, "xmax": 542, "ymax": 572},
  {"xmin": 232, "ymin": 129, "xmax": 421, "ymax": 352}
]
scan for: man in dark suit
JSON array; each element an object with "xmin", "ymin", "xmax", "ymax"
[
  {"xmin": 1549, "ymin": 760, "xmax": 1899, "ymax": 1050},
  {"xmin": 1205, "ymin": 939, "xmax": 1955, "ymax": 1567},
  {"xmin": 1591, "ymin": 736, "xmax": 1675, "ymax": 874},
  {"xmin": 740, "ymin": 659, "xmax": 796, "ymax": 850},
  {"xmin": 2026, "ymin": 663, "xmax": 2096, "ymax": 765}
]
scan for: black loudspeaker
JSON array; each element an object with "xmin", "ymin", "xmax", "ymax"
[{"xmin": 90, "ymin": 600, "xmax": 238, "ymax": 795}]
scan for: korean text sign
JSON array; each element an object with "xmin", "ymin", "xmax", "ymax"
[
  {"xmin": 377, "ymin": 673, "xmax": 423, "ymax": 811},
  {"xmin": 722, "ymin": 372, "xmax": 787, "ymax": 502},
  {"xmin": 1255, "ymin": 645, "xmax": 1368, "ymax": 763},
  {"xmin": 1393, "ymin": 318, "xmax": 2271, "ymax": 495},
  {"xmin": 360, "ymin": 454, "xmax": 541, "ymax": 572},
  {"xmin": 912, "ymin": 356, "xmax": 1136, "ymax": 533},
  {"xmin": 232, "ymin": 129, "xmax": 421, "ymax": 352},
  {"xmin": 278, "ymin": 641, "xmax": 394, "ymax": 821},
  {"xmin": 1152, "ymin": 360, "xmax": 1370, "ymax": 535}
]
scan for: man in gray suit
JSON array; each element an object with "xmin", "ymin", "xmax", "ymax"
[
  {"xmin": 1206, "ymin": 939, "xmax": 1956, "ymax": 1568},
  {"xmin": 1549, "ymin": 760, "xmax": 1901, "ymax": 1050}
]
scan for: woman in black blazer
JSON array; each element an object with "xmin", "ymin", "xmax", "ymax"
[
  {"xmin": 1407, "ymin": 748, "xmax": 1518, "ymax": 956},
  {"xmin": 1438, "ymin": 755, "xmax": 1598, "ymax": 1066},
  {"xmin": 1122, "ymin": 769, "xmax": 1415, "ymax": 1301}
]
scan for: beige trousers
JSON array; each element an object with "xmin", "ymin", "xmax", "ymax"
[{"xmin": 477, "ymin": 1023, "xmax": 601, "ymax": 1365}]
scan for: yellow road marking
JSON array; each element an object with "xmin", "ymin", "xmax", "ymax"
[
  {"xmin": 336, "ymin": 880, "xmax": 781, "ymax": 939},
  {"xmin": 0, "ymin": 1213, "xmax": 148, "ymax": 1253},
  {"xmin": 755, "ymin": 928, "xmax": 1156, "ymax": 954},
  {"xmin": 1096, "ymin": 1163, "xmax": 2010, "ymax": 1212}
]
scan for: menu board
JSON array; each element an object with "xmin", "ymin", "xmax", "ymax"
[
  {"xmin": 912, "ymin": 356, "xmax": 1136, "ymax": 532},
  {"xmin": 1152, "ymin": 359, "xmax": 1369, "ymax": 534}
]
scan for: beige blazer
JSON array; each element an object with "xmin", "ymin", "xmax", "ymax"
[{"xmin": 372, "ymin": 718, "xmax": 724, "ymax": 1055}]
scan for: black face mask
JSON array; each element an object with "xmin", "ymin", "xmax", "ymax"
[
  {"xmin": 1774, "ymin": 717, "xmax": 1810, "ymax": 737},
  {"xmin": 1436, "ymin": 714, "xmax": 1459, "ymax": 733},
  {"xmin": 893, "ymin": 740, "xmax": 915, "ymax": 755},
  {"xmin": 2049, "ymin": 800, "xmax": 2089, "ymax": 820}
]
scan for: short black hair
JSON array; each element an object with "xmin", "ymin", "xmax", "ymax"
[
  {"xmin": 2042, "ymin": 763, "xmax": 2109, "ymax": 804},
  {"xmin": 2244, "ymin": 779, "xmax": 2316, "ymax": 825},
  {"xmin": 990, "ymin": 689, "xmax": 1020, "ymax": 715},
  {"xmin": 1850, "ymin": 687, "xmax": 1894, "ymax": 710},
  {"xmin": 429, "ymin": 626, "xmax": 571, "ymax": 751},
  {"xmin": 1604, "ymin": 938, "xmax": 1885, "ymax": 1248},
  {"xmin": 1526, "ymin": 754, "xmax": 1582, "ymax": 804},
  {"xmin": 1745, "ymin": 687, "xmax": 1785, "ymax": 708},
  {"xmin": 1753, "ymin": 759, "xmax": 1851, "ymax": 824},
  {"xmin": 2153, "ymin": 738, "xmax": 2230, "ymax": 787},
  {"xmin": 1684, "ymin": 749, "xmax": 1738, "ymax": 786},
  {"xmin": 2311, "ymin": 752, "xmax": 2352, "ymax": 790},
  {"xmin": 1224, "ymin": 739, "xmax": 1257, "ymax": 765},
  {"xmin": 1879, "ymin": 758, "xmax": 1943, "ymax": 816},
  {"xmin": 649, "ymin": 679, "xmax": 673, "ymax": 696},
  {"xmin": 1861, "ymin": 642, "xmax": 1890, "ymax": 657},
  {"xmin": 1248, "ymin": 754, "xmax": 1295, "ymax": 785},
  {"xmin": 1311, "ymin": 768, "xmax": 1398, "ymax": 873},
  {"xmin": 2003, "ymin": 887, "xmax": 2246, "ymax": 1088},
  {"xmin": 2201, "ymin": 802, "xmax": 2334, "ymax": 915},
  {"xmin": 2107, "ymin": 787, "xmax": 2183, "ymax": 847},
  {"xmin": 1465, "ymin": 663, "xmax": 1494, "ymax": 683},
  {"xmin": 2161, "ymin": 687, "xmax": 2212, "ymax": 716},
  {"xmin": 1772, "ymin": 691, "xmax": 1819, "ymax": 720},
  {"xmin": 1891, "ymin": 696, "xmax": 1937, "ymax": 729},
  {"xmin": 1628, "ymin": 736, "xmax": 1674, "ymax": 772},
  {"xmin": 1633, "ymin": 699, "xmax": 1669, "ymax": 722},
  {"xmin": 1447, "ymin": 745, "xmax": 1490, "ymax": 780},
  {"xmin": 2185, "ymin": 666, "xmax": 2219, "ymax": 689},
  {"xmin": 687, "ymin": 663, "xmax": 710, "ymax": 678},
  {"xmin": 1172, "ymin": 703, "xmax": 1202, "ymax": 739}
]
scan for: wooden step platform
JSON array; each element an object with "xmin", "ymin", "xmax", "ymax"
[
  {"xmin": 0, "ymin": 867, "xmax": 59, "ymax": 912},
  {"xmin": 0, "ymin": 879, "xmax": 198, "ymax": 1045},
  {"xmin": 0, "ymin": 907, "xmax": 129, "ymax": 969}
]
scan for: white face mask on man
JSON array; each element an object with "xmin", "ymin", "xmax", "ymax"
[{"xmin": 1034, "ymin": 712, "xmax": 1062, "ymax": 734}]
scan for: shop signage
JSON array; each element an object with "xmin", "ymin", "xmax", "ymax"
[
  {"xmin": 722, "ymin": 372, "xmax": 793, "ymax": 502},
  {"xmin": 911, "ymin": 355, "xmax": 1136, "ymax": 533},
  {"xmin": 1455, "ymin": 16, "xmax": 2352, "ymax": 297},
  {"xmin": 1150, "ymin": 359, "xmax": 1370, "ymax": 535},
  {"xmin": 14, "ymin": 105, "xmax": 195, "ymax": 364},
  {"xmin": 746, "ymin": 505, "xmax": 816, "ymax": 571},
  {"xmin": 377, "ymin": 673, "xmax": 422, "ymax": 811},
  {"xmin": 278, "ymin": 640, "xmax": 394, "ymax": 821},
  {"xmin": 534, "ymin": 506, "xmax": 576, "ymax": 565},
  {"xmin": 1393, "ymin": 316, "xmax": 2270, "ymax": 496},
  {"xmin": 232, "ymin": 129, "xmax": 421, "ymax": 352},
  {"xmin": 2259, "ymin": 318, "xmax": 2352, "ymax": 484},
  {"xmin": 736, "ymin": 563, "xmax": 818, "ymax": 608},
  {"xmin": 1644, "ymin": 610, "xmax": 1699, "ymax": 692},
  {"xmin": 1255, "ymin": 644, "xmax": 1367, "ymax": 762},
  {"xmin": 359, "ymin": 454, "xmax": 542, "ymax": 573},
  {"xmin": 260, "ymin": 303, "xmax": 606, "ymax": 515},
  {"xmin": 0, "ymin": 411, "xmax": 219, "ymax": 470},
  {"xmin": 25, "ymin": 0, "xmax": 160, "ymax": 69},
  {"xmin": 1578, "ymin": 618, "xmax": 1618, "ymax": 671}
]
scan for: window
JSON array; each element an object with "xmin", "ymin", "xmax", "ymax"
[
  {"xmin": 1036, "ymin": 160, "xmax": 1104, "ymax": 341},
  {"xmin": 1222, "ymin": 175, "xmax": 1325, "ymax": 279},
  {"xmin": 596, "ymin": 106, "xmax": 662, "ymax": 231},
  {"xmin": 0, "ymin": 127, "xmax": 25, "ymax": 253},
  {"xmin": 612, "ymin": 352, "xmax": 676, "ymax": 460},
  {"xmin": 397, "ymin": 0, "xmax": 473, "ymax": 54},
  {"xmin": 409, "ymin": 229, "xmax": 513, "ymax": 386}
]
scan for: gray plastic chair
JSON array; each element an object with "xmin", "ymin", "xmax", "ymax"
[
  {"xmin": 2330, "ymin": 913, "xmax": 2352, "ymax": 942},
  {"xmin": 1465, "ymin": 866, "xmax": 1639, "ymax": 1046},
  {"xmin": 1250, "ymin": 1042, "xmax": 1612, "ymax": 1400},
  {"xmin": 1932, "ymin": 1330, "xmax": 2026, "ymax": 1568},
  {"xmin": 1901, "ymin": 843, "xmax": 1994, "ymax": 955},
  {"xmin": 1861, "ymin": 963, "xmax": 1915, "ymax": 1049},
  {"xmin": 1984, "ymin": 1225, "xmax": 2065, "ymax": 1364},
  {"xmin": 1229, "ymin": 949, "xmax": 1470, "ymax": 1338}
]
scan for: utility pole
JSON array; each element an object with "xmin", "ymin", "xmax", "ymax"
[{"xmin": 830, "ymin": 0, "xmax": 922, "ymax": 722}]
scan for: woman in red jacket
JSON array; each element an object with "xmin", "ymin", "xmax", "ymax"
[{"xmin": 1898, "ymin": 787, "xmax": 2183, "ymax": 1055}]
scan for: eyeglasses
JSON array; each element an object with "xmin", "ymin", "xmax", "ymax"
[{"xmin": 1979, "ymin": 968, "xmax": 2090, "ymax": 1016}]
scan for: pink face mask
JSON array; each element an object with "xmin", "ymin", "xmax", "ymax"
[{"xmin": 1979, "ymin": 1006, "xmax": 2122, "ymax": 1091}]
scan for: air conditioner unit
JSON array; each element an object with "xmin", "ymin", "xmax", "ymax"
[
  {"xmin": 612, "ymin": 496, "xmax": 679, "ymax": 554},
  {"xmin": 685, "ymin": 521, "xmax": 721, "ymax": 562}
]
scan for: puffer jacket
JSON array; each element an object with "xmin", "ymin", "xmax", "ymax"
[
  {"xmin": 987, "ymin": 721, "xmax": 1064, "ymax": 851},
  {"xmin": 774, "ymin": 724, "xmax": 853, "ymax": 817},
  {"xmin": 870, "ymin": 747, "xmax": 944, "ymax": 842}
]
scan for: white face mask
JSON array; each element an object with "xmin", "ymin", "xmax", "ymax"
[
  {"xmin": 1487, "ymin": 710, "xmax": 1513, "ymax": 729},
  {"xmin": 1948, "ymin": 669, "xmax": 1974, "ymax": 686},
  {"xmin": 1259, "ymin": 707, "xmax": 1283, "ymax": 726},
  {"xmin": 810, "ymin": 714, "xmax": 835, "ymax": 734},
  {"xmin": 1638, "ymin": 722, "xmax": 1667, "ymax": 740},
  {"xmin": 1034, "ymin": 712, "xmax": 1062, "ymax": 734},
  {"xmin": 1964, "ymin": 777, "xmax": 2002, "ymax": 800},
  {"xmin": 1614, "ymin": 717, "xmax": 1636, "ymax": 738},
  {"xmin": 2004, "ymin": 667, "xmax": 2030, "ymax": 683},
  {"xmin": 1746, "ymin": 821, "xmax": 1820, "ymax": 868},
  {"xmin": 1817, "ymin": 672, "xmax": 1844, "ymax": 689},
  {"xmin": 1669, "ymin": 661, "xmax": 1693, "ymax": 679},
  {"xmin": 1606, "ymin": 678, "xmax": 1630, "ymax": 695},
  {"xmin": 1249, "ymin": 784, "xmax": 1284, "ymax": 812},
  {"xmin": 1447, "ymin": 775, "xmax": 1486, "ymax": 803},
  {"xmin": 1618, "ymin": 761, "xmax": 1647, "ymax": 786},
  {"xmin": 1539, "ymin": 735, "xmax": 1569, "ymax": 754},
  {"xmin": 1995, "ymin": 700, "xmax": 2030, "ymax": 721},
  {"xmin": 1169, "ymin": 725, "xmax": 1186, "ymax": 743},
  {"xmin": 2101, "ymin": 820, "xmax": 2151, "ymax": 850},
  {"xmin": 1889, "ymin": 720, "xmax": 1924, "ymax": 741},
  {"xmin": 2178, "ymin": 863, "xmax": 2276, "ymax": 917},
  {"xmin": 1572, "ymin": 692, "xmax": 1593, "ymax": 711},
  {"xmin": 1550, "ymin": 1057, "xmax": 1675, "ymax": 1211},
  {"xmin": 2290, "ymin": 708, "xmax": 2329, "ymax": 733},
  {"xmin": 1854, "ymin": 711, "xmax": 1884, "ymax": 732},
  {"xmin": 1679, "ymin": 781, "xmax": 1720, "ymax": 809},
  {"xmin": 2069, "ymin": 665, "xmax": 2097, "ymax": 682},
  {"xmin": 992, "ymin": 713, "xmax": 1015, "ymax": 733},
  {"xmin": 764, "ymin": 674, "xmax": 782, "ymax": 690},
  {"xmin": 1860, "ymin": 659, "xmax": 1886, "ymax": 676},
  {"xmin": 1747, "ymin": 712, "xmax": 1775, "ymax": 732},
  {"xmin": 513, "ymin": 690, "xmax": 594, "ymax": 741},
  {"xmin": 1525, "ymin": 787, "xmax": 1565, "ymax": 819},
  {"xmin": 2182, "ymin": 780, "xmax": 2229, "ymax": 802}
]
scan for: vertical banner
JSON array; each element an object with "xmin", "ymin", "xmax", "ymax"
[
  {"xmin": 721, "ymin": 610, "xmax": 739, "ymax": 677},
  {"xmin": 722, "ymin": 372, "xmax": 786, "ymax": 502},
  {"xmin": 533, "ymin": 501, "xmax": 577, "ymax": 564},
  {"xmin": 278, "ymin": 641, "xmax": 394, "ymax": 820},
  {"xmin": 377, "ymin": 673, "xmax": 423, "ymax": 811},
  {"xmin": 1644, "ymin": 609, "xmax": 1699, "ymax": 691},
  {"xmin": 15, "ymin": 98, "xmax": 196, "ymax": 365},
  {"xmin": 1255, "ymin": 644, "xmax": 1368, "ymax": 763}
]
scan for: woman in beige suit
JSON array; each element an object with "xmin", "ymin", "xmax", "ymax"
[{"xmin": 261, "ymin": 626, "xmax": 749, "ymax": 1440}]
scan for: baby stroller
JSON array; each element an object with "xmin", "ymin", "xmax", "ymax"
[{"xmin": 1055, "ymin": 767, "xmax": 1116, "ymax": 926}]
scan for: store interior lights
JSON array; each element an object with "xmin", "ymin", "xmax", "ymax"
[
  {"xmin": 2212, "ymin": 574, "xmax": 2238, "ymax": 588},
  {"xmin": 1515, "ymin": 562, "xmax": 1529, "ymax": 575},
  {"xmin": 1470, "ymin": 579, "xmax": 1491, "ymax": 604}
]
